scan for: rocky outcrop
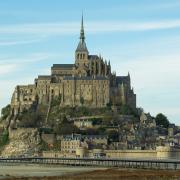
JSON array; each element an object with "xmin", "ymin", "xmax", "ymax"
[{"xmin": 1, "ymin": 128, "xmax": 40, "ymax": 157}]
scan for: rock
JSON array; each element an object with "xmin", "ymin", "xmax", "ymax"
[{"xmin": 1, "ymin": 128, "xmax": 40, "ymax": 157}]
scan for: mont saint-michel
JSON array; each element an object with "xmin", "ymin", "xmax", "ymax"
[
  {"xmin": 11, "ymin": 16, "xmax": 136, "ymax": 114},
  {"xmin": 0, "ymin": 16, "xmax": 179, "ymax": 163}
]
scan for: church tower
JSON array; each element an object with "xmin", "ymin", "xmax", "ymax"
[{"xmin": 75, "ymin": 15, "xmax": 89, "ymax": 67}]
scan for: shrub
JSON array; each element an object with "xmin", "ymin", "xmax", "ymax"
[
  {"xmin": 18, "ymin": 110, "xmax": 44, "ymax": 128},
  {"xmin": 0, "ymin": 129, "xmax": 9, "ymax": 146},
  {"xmin": 1, "ymin": 104, "xmax": 11, "ymax": 120}
]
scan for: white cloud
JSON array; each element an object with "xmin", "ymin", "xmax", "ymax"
[
  {"xmin": 0, "ymin": 38, "xmax": 44, "ymax": 46},
  {"xmin": 113, "ymin": 54, "xmax": 180, "ymax": 90},
  {"xmin": 0, "ymin": 64, "xmax": 18, "ymax": 75},
  {"xmin": 149, "ymin": 107, "xmax": 180, "ymax": 117},
  {"xmin": 0, "ymin": 53, "xmax": 62, "ymax": 66},
  {"xmin": 0, "ymin": 19, "xmax": 180, "ymax": 35},
  {"xmin": 88, "ymin": 20, "xmax": 180, "ymax": 33},
  {"xmin": 110, "ymin": 53, "xmax": 180, "ymax": 125}
]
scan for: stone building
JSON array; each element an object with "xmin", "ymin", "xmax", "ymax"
[
  {"xmin": 60, "ymin": 134, "xmax": 108, "ymax": 154},
  {"xmin": 11, "ymin": 16, "xmax": 136, "ymax": 115},
  {"xmin": 60, "ymin": 134, "xmax": 87, "ymax": 154},
  {"xmin": 140, "ymin": 112, "xmax": 156, "ymax": 128}
]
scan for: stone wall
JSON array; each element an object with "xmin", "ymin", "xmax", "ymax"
[
  {"xmin": 42, "ymin": 148, "xmax": 180, "ymax": 160},
  {"xmin": 105, "ymin": 150, "xmax": 157, "ymax": 159}
]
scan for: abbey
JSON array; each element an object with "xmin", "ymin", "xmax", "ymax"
[{"xmin": 11, "ymin": 16, "xmax": 136, "ymax": 115}]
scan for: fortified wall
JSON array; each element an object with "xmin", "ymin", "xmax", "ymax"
[{"xmin": 43, "ymin": 147, "xmax": 180, "ymax": 159}]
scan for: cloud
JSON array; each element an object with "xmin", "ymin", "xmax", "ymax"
[
  {"xmin": 149, "ymin": 107, "xmax": 180, "ymax": 116},
  {"xmin": 0, "ymin": 19, "xmax": 180, "ymax": 36},
  {"xmin": 0, "ymin": 53, "xmax": 62, "ymax": 78},
  {"xmin": 0, "ymin": 64, "xmax": 18, "ymax": 75},
  {"xmin": 88, "ymin": 20, "xmax": 180, "ymax": 33},
  {"xmin": 110, "ymin": 53, "xmax": 180, "ymax": 125},
  {"xmin": 0, "ymin": 38, "xmax": 45, "ymax": 46},
  {"xmin": 112, "ymin": 54, "xmax": 180, "ymax": 90},
  {"xmin": 0, "ymin": 53, "xmax": 62, "ymax": 66}
]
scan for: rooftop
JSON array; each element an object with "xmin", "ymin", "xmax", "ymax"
[{"xmin": 51, "ymin": 64, "xmax": 74, "ymax": 69}]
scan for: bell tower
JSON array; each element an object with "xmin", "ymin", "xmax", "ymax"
[{"xmin": 75, "ymin": 14, "xmax": 89, "ymax": 67}]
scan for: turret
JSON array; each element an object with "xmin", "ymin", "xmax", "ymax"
[
  {"xmin": 108, "ymin": 60, "xmax": 111, "ymax": 75},
  {"xmin": 127, "ymin": 71, "xmax": 131, "ymax": 88},
  {"xmin": 121, "ymin": 82, "xmax": 126, "ymax": 105},
  {"xmin": 105, "ymin": 60, "xmax": 107, "ymax": 76},
  {"xmin": 128, "ymin": 72, "xmax": 130, "ymax": 80}
]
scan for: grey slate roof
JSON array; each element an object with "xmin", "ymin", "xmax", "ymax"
[
  {"xmin": 62, "ymin": 134, "xmax": 82, "ymax": 140},
  {"xmin": 63, "ymin": 76, "xmax": 108, "ymax": 81},
  {"xmin": 62, "ymin": 134, "xmax": 108, "ymax": 141},
  {"xmin": 116, "ymin": 76, "xmax": 129, "ymax": 85},
  {"xmin": 83, "ymin": 135, "xmax": 108, "ymax": 139},
  {"xmin": 38, "ymin": 75, "xmax": 51, "ymax": 80},
  {"xmin": 76, "ymin": 41, "xmax": 88, "ymax": 52},
  {"xmin": 88, "ymin": 55, "xmax": 99, "ymax": 60},
  {"xmin": 52, "ymin": 64, "xmax": 74, "ymax": 69}
]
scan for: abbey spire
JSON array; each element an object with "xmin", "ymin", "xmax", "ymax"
[
  {"xmin": 76, "ymin": 14, "xmax": 88, "ymax": 53},
  {"xmin": 80, "ymin": 14, "xmax": 85, "ymax": 43},
  {"xmin": 75, "ymin": 14, "xmax": 89, "ymax": 66}
]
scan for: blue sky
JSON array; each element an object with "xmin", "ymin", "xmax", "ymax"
[{"xmin": 0, "ymin": 0, "xmax": 180, "ymax": 125}]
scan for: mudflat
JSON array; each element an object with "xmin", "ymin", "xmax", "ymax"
[
  {"xmin": 0, "ymin": 165, "xmax": 180, "ymax": 180},
  {"xmin": 0, "ymin": 164, "xmax": 104, "ymax": 179}
]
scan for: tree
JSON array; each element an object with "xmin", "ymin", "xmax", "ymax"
[
  {"xmin": 108, "ymin": 130, "xmax": 119, "ymax": 142},
  {"xmin": 97, "ymin": 127, "xmax": 106, "ymax": 135},
  {"xmin": 80, "ymin": 96, "xmax": 84, "ymax": 106},
  {"xmin": 54, "ymin": 121, "xmax": 80, "ymax": 135},
  {"xmin": 155, "ymin": 113, "xmax": 169, "ymax": 128},
  {"xmin": 51, "ymin": 95, "xmax": 61, "ymax": 107},
  {"xmin": 18, "ymin": 110, "xmax": 44, "ymax": 128},
  {"xmin": 119, "ymin": 105, "xmax": 133, "ymax": 115},
  {"xmin": 1, "ymin": 104, "xmax": 11, "ymax": 120}
]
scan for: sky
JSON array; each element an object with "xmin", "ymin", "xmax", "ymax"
[{"xmin": 0, "ymin": 0, "xmax": 180, "ymax": 125}]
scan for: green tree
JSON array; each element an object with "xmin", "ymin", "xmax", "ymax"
[
  {"xmin": 0, "ymin": 129, "xmax": 9, "ymax": 146},
  {"xmin": 97, "ymin": 127, "xmax": 106, "ymax": 135},
  {"xmin": 1, "ymin": 104, "xmax": 11, "ymax": 120},
  {"xmin": 54, "ymin": 120, "xmax": 80, "ymax": 135},
  {"xmin": 51, "ymin": 95, "xmax": 61, "ymax": 107},
  {"xmin": 155, "ymin": 113, "xmax": 169, "ymax": 128},
  {"xmin": 108, "ymin": 130, "xmax": 119, "ymax": 142},
  {"xmin": 119, "ymin": 105, "xmax": 132, "ymax": 115},
  {"xmin": 80, "ymin": 97, "xmax": 84, "ymax": 106},
  {"xmin": 18, "ymin": 110, "xmax": 44, "ymax": 128}
]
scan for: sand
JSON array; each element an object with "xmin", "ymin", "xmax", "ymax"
[
  {"xmin": 0, "ymin": 164, "xmax": 104, "ymax": 179},
  {"xmin": 0, "ymin": 165, "xmax": 180, "ymax": 180}
]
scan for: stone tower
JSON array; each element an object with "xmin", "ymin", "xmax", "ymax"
[{"xmin": 75, "ymin": 14, "xmax": 89, "ymax": 71}]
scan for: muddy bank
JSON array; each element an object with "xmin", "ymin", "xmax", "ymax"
[
  {"xmin": 0, "ymin": 165, "xmax": 103, "ymax": 179},
  {"xmin": 1, "ymin": 167, "xmax": 180, "ymax": 180}
]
